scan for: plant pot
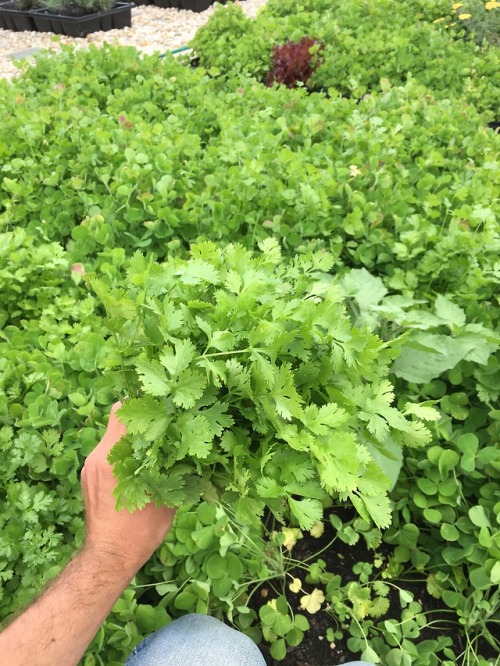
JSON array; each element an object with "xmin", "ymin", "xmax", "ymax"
[
  {"xmin": 31, "ymin": 1, "xmax": 133, "ymax": 36},
  {"xmin": 153, "ymin": 0, "xmax": 181, "ymax": 7},
  {"xmin": 179, "ymin": 0, "xmax": 213, "ymax": 10},
  {"xmin": 153, "ymin": 0, "xmax": 230, "ymax": 10},
  {"xmin": 0, "ymin": 1, "xmax": 36, "ymax": 30}
]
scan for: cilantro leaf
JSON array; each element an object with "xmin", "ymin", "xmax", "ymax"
[
  {"xmin": 177, "ymin": 414, "xmax": 213, "ymax": 459},
  {"xmin": 172, "ymin": 370, "xmax": 207, "ymax": 409},
  {"xmin": 135, "ymin": 357, "xmax": 170, "ymax": 397},
  {"xmin": 199, "ymin": 401, "xmax": 234, "ymax": 436},
  {"xmin": 117, "ymin": 398, "xmax": 170, "ymax": 441},
  {"xmin": 350, "ymin": 492, "xmax": 392, "ymax": 529},
  {"xmin": 288, "ymin": 497, "xmax": 323, "ymax": 531},
  {"xmin": 160, "ymin": 339, "xmax": 197, "ymax": 377},
  {"xmin": 270, "ymin": 364, "xmax": 304, "ymax": 421},
  {"xmin": 302, "ymin": 403, "xmax": 350, "ymax": 435},
  {"xmin": 176, "ymin": 259, "xmax": 221, "ymax": 286}
]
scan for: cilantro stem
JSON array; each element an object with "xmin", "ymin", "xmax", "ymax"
[
  {"xmin": 111, "ymin": 328, "xmax": 135, "ymax": 398},
  {"xmin": 197, "ymin": 347, "xmax": 264, "ymax": 359}
]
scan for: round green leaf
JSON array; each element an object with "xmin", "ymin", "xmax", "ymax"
[
  {"xmin": 135, "ymin": 605, "xmax": 169, "ymax": 633},
  {"xmin": 440, "ymin": 523, "xmax": 459, "ymax": 542},
  {"xmin": 399, "ymin": 589, "xmax": 414, "ymax": 606},
  {"xmin": 442, "ymin": 590, "xmax": 461, "ymax": 608},
  {"xmin": 438, "ymin": 477, "xmax": 459, "ymax": 497},
  {"xmin": 293, "ymin": 614, "xmax": 310, "ymax": 632},
  {"xmin": 438, "ymin": 450, "xmax": 460, "ymax": 475},
  {"xmin": 225, "ymin": 552, "xmax": 244, "ymax": 580},
  {"xmin": 205, "ymin": 554, "xmax": 226, "ymax": 579},
  {"xmin": 398, "ymin": 524, "xmax": 420, "ymax": 548},
  {"xmin": 412, "ymin": 492, "xmax": 429, "ymax": 509},
  {"xmin": 174, "ymin": 592, "xmax": 197, "ymax": 611},
  {"xmin": 478, "ymin": 526, "xmax": 492, "ymax": 548},
  {"xmin": 212, "ymin": 576, "xmax": 233, "ymax": 598},
  {"xmin": 470, "ymin": 567, "xmax": 491, "ymax": 590},
  {"xmin": 456, "ymin": 433, "xmax": 478, "ymax": 454},
  {"xmin": 273, "ymin": 613, "xmax": 293, "ymax": 637},
  {"xmin": 468, "ymin": 505, "xmax": 490, "ymax": 528},
  {"xmin": 259, "ymin": 604, "xmax": 277, "ymax": 626},
  {"xmin": 197, "ymin": 502, "xmax": 217, "ymax": 525},
  {"xmin": 192, "ymin": 525, "xmax": 214, "ymax": 550},
  {"xmin": 490, "ymin": 561, "xmax": 500, "ymax": 584},
  {"xmin": 362, "ymin": 645, "xmax": 380, "ymax": 664},
  {"xmin": 379, "ymin": 173, "xmax": 393, "ymax": 189},
  {"xmin": 285, "ymin": 627, "xmax": 303, "ymax": 647},
  {"xmin": 386, "ymin": 648, "xmax": 412, "ymax": 666},
  {"xmin": 423, "ymin": 508, "xmax": 442, "ymax": 523},
  {"xmin": 442, "ymin": 547, "xmax": 466, "ymax": 566},
  {"xmin": 270, "ymin": 638, "xmax": 287, "ymax": 661},
  {"xmin": 416, "ymin": 478, "xmax": 437, "ymax": 495}
]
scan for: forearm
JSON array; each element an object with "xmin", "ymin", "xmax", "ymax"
[{"xmin": 0, "ymin": 547, "xmax": 134, "ymax": 666}]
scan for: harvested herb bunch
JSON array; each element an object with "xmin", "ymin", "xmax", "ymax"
[{"xmin": 93, "ymin": 240, "xmax": 433, "ymax": 531}]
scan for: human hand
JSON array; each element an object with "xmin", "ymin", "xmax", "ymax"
[{"xmin": 81, "ymin": 402, "xmax": 176, "ymax": 577}]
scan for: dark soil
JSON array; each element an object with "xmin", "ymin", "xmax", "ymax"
[{"xmin": 260, "ymin": 608, "xmax": 346, "ymax": 666}]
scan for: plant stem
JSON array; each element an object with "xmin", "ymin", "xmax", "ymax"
[
  {"xmin": 111, "ymin": 328, "xmax": 134, "ymax": 398},
  {"xmin": 196, "ymin": 347, "xmax": 265, "ymax": 359}
]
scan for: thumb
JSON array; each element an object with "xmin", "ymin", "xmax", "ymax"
[{"xmin": 100, "ymin": 401, "xmax": 127, "ymax": 454}]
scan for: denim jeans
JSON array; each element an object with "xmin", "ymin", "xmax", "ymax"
[{"xmin": 125, "ymin": 613, "xmax": 374, "ymax": 666}]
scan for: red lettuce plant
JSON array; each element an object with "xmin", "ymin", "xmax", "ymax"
[{"xmin": 266, "ymin": 36, "xmax": 325, "ymax": 88}]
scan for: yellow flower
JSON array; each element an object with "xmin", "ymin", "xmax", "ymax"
[
  {"xmin": 433, "ymin": 17, "xmax": 446, "ymax": 22},
  {"xmin": 458, "ymin": 12, "xmax": 472, "ymax": 18},
  {"xmin": 485, "ymin": 0, "xmax": 500, "ymax": 8},
  {"xmin": 452, "ymin": 2, "xmax": 464, "ymax": 8}
]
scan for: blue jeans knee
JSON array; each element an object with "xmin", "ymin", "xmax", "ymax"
[{"xmin": 126, "ymin": 613, "xmax": 266, "ymax": 666}]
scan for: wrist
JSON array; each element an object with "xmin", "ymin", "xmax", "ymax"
[{"xmin": 79, "ymin": 542, "xmax": 141, "ymax": 582}]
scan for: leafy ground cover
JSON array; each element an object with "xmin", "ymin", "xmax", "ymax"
[
  {"xmin": 191, "ymin": 0, "xmax": 500, "ymax": 114},
  {"xmin": 0, "ymin": 1, "xmax": 499, "ymax": 664}
]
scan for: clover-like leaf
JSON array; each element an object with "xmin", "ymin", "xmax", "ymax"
[{"xmin": 299, "ymin": 588, "xmax": 325, "ymax": 614}]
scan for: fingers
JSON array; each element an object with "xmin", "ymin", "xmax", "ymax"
[
  {"xmin": 109, "ymin": 401, "xmax": 123, "ymax": 418},
  {"xmin": 107, "ymin": 402, "xmax": 127, "ymax": 434},
  {"xmin": 96, "ymin": 402, "xmax": 127, "ymax": 457}
]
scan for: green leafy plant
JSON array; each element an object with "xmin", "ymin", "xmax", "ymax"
[
  {"xmin": 92, "ymin": 240, "xmax": 434, "ymax": 529},
  {"xmin": 190, "ymin": 0, "xmax": 500, "ymax": 114},
  {"xmin": 41, "ymin": 0, "xmax": 114, "ymax": 15},
  {"xmin": 10, "ymin": 0, "xmax": 43, "ymax": 9},
  {"xmin": 259, "ymin": 595, "xmax": 310, "ymax": 660}
]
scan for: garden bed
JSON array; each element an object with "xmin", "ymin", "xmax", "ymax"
[{"xmin": 0, "ymin": 1, "xmax": 499, "ymax": 665}]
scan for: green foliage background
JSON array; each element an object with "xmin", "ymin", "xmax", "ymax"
[{"xmin": 0, "ymin": 0, "xmax": 499, "ymax": 664}]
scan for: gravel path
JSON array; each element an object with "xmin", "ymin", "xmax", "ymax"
[{"xmin": 0, "ymin": 0, "xmax": 268, "ymax": 80}]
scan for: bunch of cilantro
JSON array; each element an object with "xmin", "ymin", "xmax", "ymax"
[{"xmin": 94, "ymin": 240, "xmax": 433, "ymax": 530}]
